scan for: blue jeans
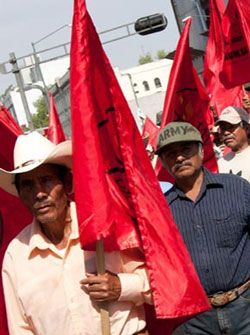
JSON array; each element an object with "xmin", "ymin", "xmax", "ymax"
[{"xmin": 174, "ymin": 287, "xmax": 250, "ymax": 335}]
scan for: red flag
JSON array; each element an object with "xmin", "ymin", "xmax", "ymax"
[
  {"xmin": 0, "ymin": 106, "xmax": 32, "ymax": 335},
  {"xmin": 142, "ymin": 116, "xmax": 159, "ymax": 151},
  {"xmin": 221, "ymin": 0, "xmax": 250, "ymax": 88},
  {"xmin": 47, "ymin": 93, "xmax": 66, "ymax": 144},
  {"xmin": 156, "ymin": 18, "xmax": 217, "ymax": 182},
  {"xmin": 70, "ymin": 1, "xmax": 210, "ymax": 332},
  {"xmin": 204, "ymin": 0, "xmax": 245, "ymax": 114}
]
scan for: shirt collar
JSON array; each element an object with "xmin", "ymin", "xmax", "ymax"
[
  {"xmin": 202, "ymin": 167, "xmax": 222, "ymax": 187},
  {"xmin": 28, "ymin": 202, "xmax": 79, "ymax": 256},
  {"xmin": 166, "ymin": 168, "xmax": 223, "ymax": 204}
]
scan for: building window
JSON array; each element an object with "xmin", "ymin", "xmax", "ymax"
[
  {"xmin": 143, "ymin": 81, "xmax": 150, "ymax": 91},
  {"xmin": 154, "ymin": 77, "xmax": 162, "ymax": 88}
]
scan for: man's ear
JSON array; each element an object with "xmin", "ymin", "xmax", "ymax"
[{"xmin": 64, "ymin": 171, "xmax": 73, "ymax": 195}]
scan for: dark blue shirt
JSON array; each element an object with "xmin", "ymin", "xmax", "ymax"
[{"xmin": 165, "ymin": 168, "xmax": 250, "ymax": 295}]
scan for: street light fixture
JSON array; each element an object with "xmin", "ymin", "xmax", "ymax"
[{"xmin": 134, "ymin": 13, "xmax": 168, "ymax": 36}]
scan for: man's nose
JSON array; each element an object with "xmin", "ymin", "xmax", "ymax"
[
  {"xmin": 222, "ymin": 130, "xmax": 233, "ymax": 138},
  {"xmin": 33, "ymin": 181, "xmax": 47, "ymax": 198},
  {"xmin": 175, "ymin": 153, "xmax": 186, "ymax": 162}
]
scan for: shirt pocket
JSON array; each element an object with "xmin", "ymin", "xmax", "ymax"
[{"xmin": 209, "ymin": 213, "xmax": 244, "ymax": 248}]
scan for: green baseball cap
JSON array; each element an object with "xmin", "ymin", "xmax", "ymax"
[{"xmin": 155, "ymin": 121, "xmax": 202, "ymax": 155}]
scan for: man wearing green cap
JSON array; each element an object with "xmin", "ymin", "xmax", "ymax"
[{"xmin": 156, "ymin": 121, "xmax": 250, "ymax": 335}]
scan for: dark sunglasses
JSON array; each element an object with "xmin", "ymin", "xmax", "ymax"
[{"xmin": 219, "ymin": 122, "xmax": 241, "ymax": 132}]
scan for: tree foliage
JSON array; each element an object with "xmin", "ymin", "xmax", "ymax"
[
  {"xmin": 138, "ymin": 53, "xmax": 153, "ymax": 65},
  {"xmin": 156, "ymin": 49, "xmax": 168, "ymax": 60},
  {"xmin": 32, "ymin": 96, "xmax": 48, "ymax": 129},
  {"xmin": 138, "ymin": 49, "xmax": 168, "ymax": 65}
]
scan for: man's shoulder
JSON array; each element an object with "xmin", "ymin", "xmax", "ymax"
[
  {"xmin": 212, "ymin": 170, "xmax": 249, "ymax": 188},
  {"xmin": 218, "ymin": 151, "xmax": 234, "ymax": 165},
  {"xmin": 5, "ymin": 223, "xmax": 33, "ymax": 255},
  {"xmin": 164, "ymin": 185, "xmax": 176, "ymax": 201},
  {"xmin": 220, "ymin": 146, "xmax": 250, "ymax": 163}
]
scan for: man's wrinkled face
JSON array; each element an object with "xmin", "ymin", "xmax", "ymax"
[
  {"xmin": 219, "ymin": 121, "xmax": 249, "ymax": 152},
  {"xmin": 160, "ymin": 141, "xmax": 203, "ymax": 180},
  {"xmin": 17, "ymin": 164, "xmax": 69, "ymax": 225}
]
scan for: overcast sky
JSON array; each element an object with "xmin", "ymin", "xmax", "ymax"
[{"xmin": 0, "ymin": 0, "xmax": 179, "ymax": 93}]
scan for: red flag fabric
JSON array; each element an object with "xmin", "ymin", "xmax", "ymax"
[
  {"xmin": 0, "ymin": 106, "xmax": 32, "ymax": 335},
  {"xmin": 142, "ymin": 116, "xmax": 159, "ymax": 151},
  {"xmin": 221, "ymin": 0, "xmax": 250, "ymax": 88},
  {"xmin": 70, "ymin": 1, "xmax": 210, "ymax": 332},
  {"xmin": 156, "ymin": 18, "xmax": 217, "ymax": 182},
  {"xmin": 47, "ymin": 93, "xmax": 66, "ymax": 144},
  {"xmin": 204, "ymin": 0, "xmax": 245, "ymax": 114}
]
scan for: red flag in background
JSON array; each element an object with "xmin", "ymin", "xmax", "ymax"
[
  {"xmin": 204, "ymin": 0, "xmax": 244, "ymax": 114},
  {"xmin": 70, "ymin": 1, "xmax": 210, "ymax": 332},
  {"xmin": 156, "ymin": 18, "xmax": 217, "ymax": 182},
  {"xmin": 47, "ymin": 93, "xmax": 66, "ymax": 144},
  {"xmin": 0, "ymin": 106, "xmax": 23, "ymax": 170},
  {"xmin": 221, "ymin": 0, "xmax": 250, "ymax": 88},
  {"xmin": 0, "ymin": 106, "xmax": 32, "ymax": 335},
  {"xmin": 142, "ymin": 116, "xmax": 159, "ymax": 151}
]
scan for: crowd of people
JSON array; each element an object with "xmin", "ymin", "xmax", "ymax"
[{"xmin": 0, "ymin": 102, "xmax": 249, "ymax": 335}]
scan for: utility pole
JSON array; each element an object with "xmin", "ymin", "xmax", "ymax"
[
  {"xmin": 31, "ymin": 42, "xmax": 50, "ymax": 110},
  {"xmin": 9, "ymin": 52, "xmax": 34, "ymax": 130},
  {"xmin": 123, "ymin": 73, "xmax": 145, "ymax": 130}
]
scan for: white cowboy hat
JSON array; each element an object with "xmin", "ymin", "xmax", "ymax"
[{"xmin": 0, "ymin": 131, "xmax": 72, "ymax": 196}]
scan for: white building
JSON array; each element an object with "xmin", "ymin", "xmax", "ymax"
[{"xmin": 115, "ymin": 58, "xmax": 173, "ymax": 128}]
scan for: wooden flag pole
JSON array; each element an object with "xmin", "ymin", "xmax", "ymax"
[{"xmin": 96, "ymin": 240, "xmax": 111, "ymax": 335}]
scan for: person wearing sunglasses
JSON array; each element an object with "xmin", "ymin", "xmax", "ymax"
[{"xmin": 216, "ymin": 106, "xmax": 250, "ymax": 182}]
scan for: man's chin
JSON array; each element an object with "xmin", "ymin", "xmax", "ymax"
[
  {"xmin": 173, "ymin": 167, "xmax": 194, "ymax": 179},
  {"xmin": 35, "ymin": 214, "xmax": 55, "ymax": 225},
  {"xmin": 224, "ymin": 139, "xmax": 236, "ymax": 149}
]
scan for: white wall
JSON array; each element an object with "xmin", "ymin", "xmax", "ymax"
[{"xmin": 115, "ymin": 59, "xmax": 172, "ymax": 101}]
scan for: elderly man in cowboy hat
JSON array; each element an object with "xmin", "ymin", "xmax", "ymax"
[
  {"xmin": 156, "ymin": 121, "xmax": 250, "ymax": 335},
  {"xmin": 1, "ymin": 132, "xmax": 150, "ymax": 335}
]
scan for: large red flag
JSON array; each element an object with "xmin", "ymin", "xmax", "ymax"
[
  {"xmin": 142, "ymin": 116, "xmax": 159, "ymax": 151},
  {"xmin": 221, "ymin": 0, "xmax": 250, "ymax": 88},
  {"xmin": 204, "ymin": 0, "xmax": 244, "ymax": 114},
  {"xmin": 70, "ymin": 1, "xmax": 210, "ymax": 332},
  {"xmin": 156, "ymin": 18, "xmax": 217, "ymax": 181},
  {"xmin": 0, "ymin": 106, "xmax": 32, "ymax": 335},
  {"xmin": 47, "ymin": 93, "xmax": 66, "ymax": 144}
]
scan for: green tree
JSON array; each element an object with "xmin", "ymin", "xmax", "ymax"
[
  {"xmin": 156, "ymin": 49, "xmax": 168, "ymax": 60},
  {"xmin": 32, "ymin": 96, "xmax": 48, "ymax": 129},
  {"xmin": 138, "ymin": 53, "xmax": 153, "ymax": 65}
]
